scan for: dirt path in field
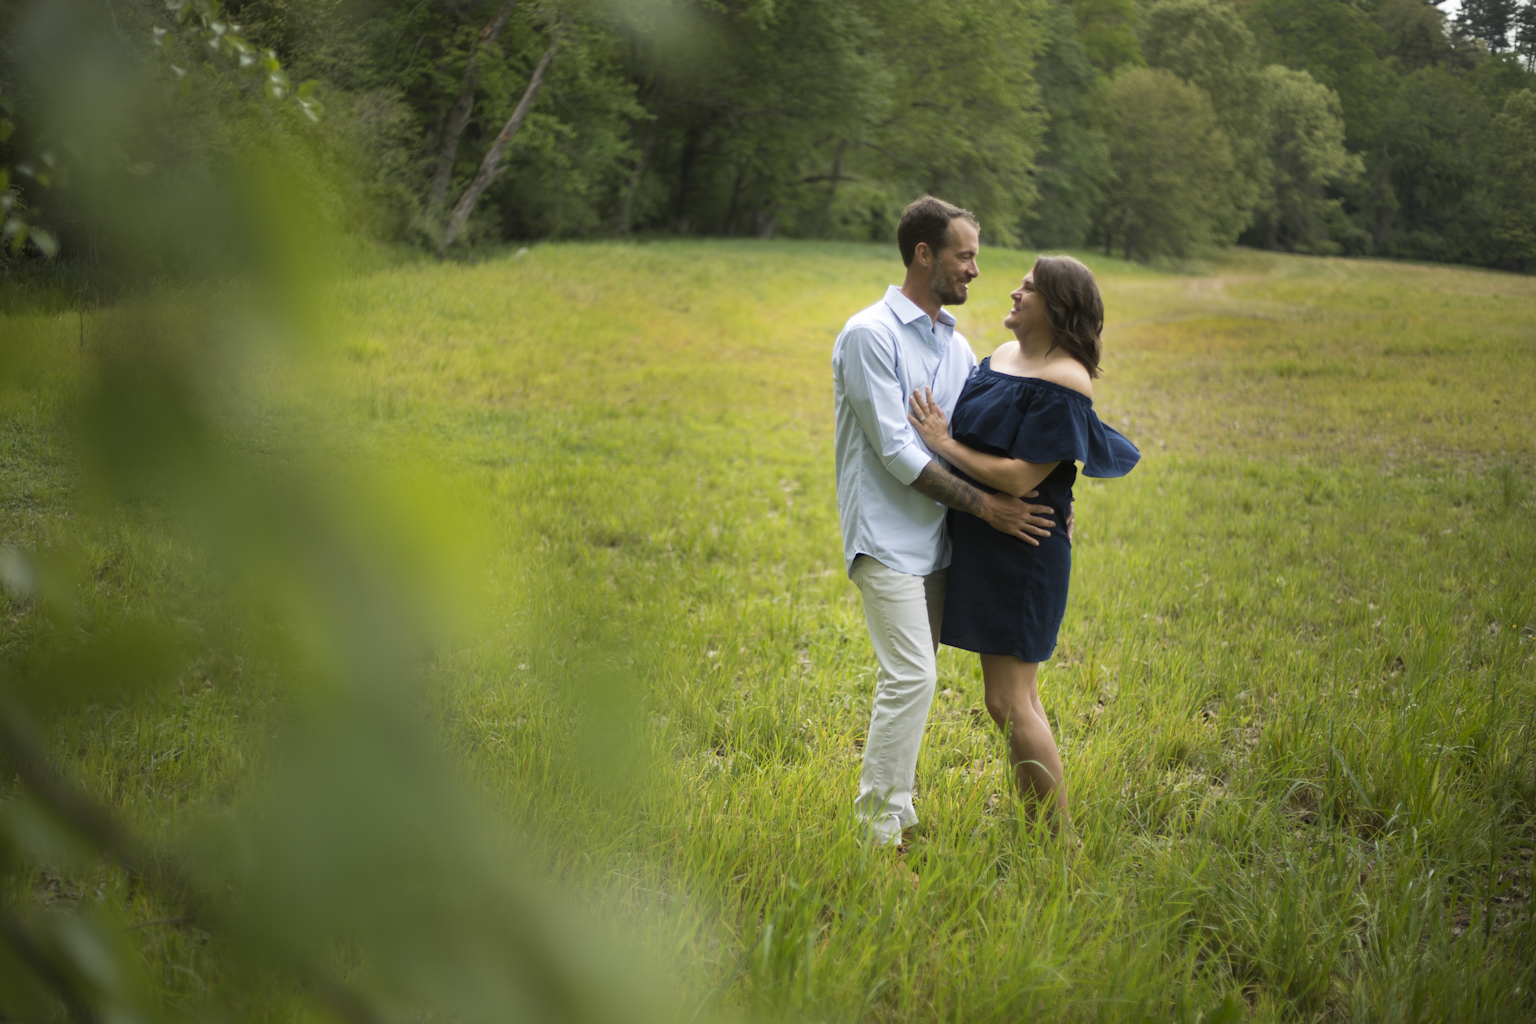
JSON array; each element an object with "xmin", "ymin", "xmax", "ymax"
[{"xmin": 1184, "ymin": 274, "xmax": 1265, "ymax": 300}]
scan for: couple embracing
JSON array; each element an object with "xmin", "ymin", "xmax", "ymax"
[{"xmin": 833, "ymin": 195, "xmax": 1140, "ymax": 845}]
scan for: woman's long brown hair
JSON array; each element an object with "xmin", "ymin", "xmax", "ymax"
[{"xmin": 1032, "ymin": 255, "xmax": 1103, "ymax": 379}]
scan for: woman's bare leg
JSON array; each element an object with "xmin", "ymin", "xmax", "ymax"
[{"xmin": 980, "ymin": 653, "xmax": 1070, "ymax": 829}]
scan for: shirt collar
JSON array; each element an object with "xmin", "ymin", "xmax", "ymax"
[{"xmin": 884, "ymin": 284, "xmax": 956, "ymax": 329}]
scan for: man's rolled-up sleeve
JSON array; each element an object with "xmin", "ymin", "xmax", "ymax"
[{"xmin": 836, "ymin": 326, "xmax": 932, "ymax": 486}]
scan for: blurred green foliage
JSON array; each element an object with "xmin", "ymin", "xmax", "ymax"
[{"xmin": 0, "ymin": 1, "xmax": 684, "ymax": 1021}]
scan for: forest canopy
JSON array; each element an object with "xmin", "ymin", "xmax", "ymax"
[{"xmin": 4, "ymin": 0, "xmax": 1536, "ymax": 269}]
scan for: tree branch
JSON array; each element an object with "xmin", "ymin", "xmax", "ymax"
[
  {"xmin": 440, "ymin": 33, "xmax": 560, "ymax": 254},
  {"xmin": 427, "ymin": 0, "xmax": 519, "ymax": 217}
]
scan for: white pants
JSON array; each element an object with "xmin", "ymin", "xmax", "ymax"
[{"xmin": 850, "ymin": 554, "xmax": 947, "ymax": 844}]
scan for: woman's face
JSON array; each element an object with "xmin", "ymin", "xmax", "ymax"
[{"xmin": 1003, "ymin": 271, "xmax": 1050, "ymax": 338}]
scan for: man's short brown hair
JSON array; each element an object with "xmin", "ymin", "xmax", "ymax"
[{"xmin": 897, "ymin": 195, "xmax": 978, "ymax": 267}]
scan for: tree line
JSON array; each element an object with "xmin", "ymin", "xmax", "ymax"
[{"xmin": 5, "ymin": 0, "xmax": 1536, "ymax": 269}]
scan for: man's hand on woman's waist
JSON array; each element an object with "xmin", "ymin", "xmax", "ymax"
[{"xmin": 911, "ymin": 461, "xmax": 1055, "ymax": 546}]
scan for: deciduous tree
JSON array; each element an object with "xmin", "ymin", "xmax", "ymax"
[
  {"xmin": 1095, "ymin": 67, "xmax": 1237, "ymax": 258},
  {"xmin": 1022, "ymin": 1, "xmax": 1110, "ymax": 247},
  {"xmin": 1071, "ymin": 0, "xmax": 1142, "ymax": 73},
  {"xmin": 1487, "ymin": 87, "xmax": 1536, "ymax": 264},
  {"xmin": 440, "ymin": 34, "xmax": 558, "ymax": 253},
  {"xmin": 427, "ymin": 0, "xmax": 519, "ymax": 217},
  {"xmin": 1253, "ymin": 65, "xmax": 1361, "ymax": 252},
  {"xmin": 858, "ymin": 0, "xmax": 1046, "ymax": 245},
  {"xmin": 1377, "ymin": 65, "xmax": 1495, "ymax": 261},
  {"xmin": 1141, "ymin": 0, "xmax": 1270, "ymax": 234}
]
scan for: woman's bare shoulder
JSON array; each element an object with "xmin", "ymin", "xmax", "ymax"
[
  {"xmin": 1036, "ymin": 355, "xmax": 1094, "ymax": 398},
  {"xmin": 989, "ymin": 339, "xmax": 1020, "ymax": 363}
]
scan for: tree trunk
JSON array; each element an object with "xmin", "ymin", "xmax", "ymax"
[
  {"xmin": 427, "ymin": 0, "xmax": 519, "ymax": 217},
  {"xmin": 819, "ymin": 141, "xmax": 847, "ymax": 239},
  {"xmin": 614, "ymin": 116, "xmax": 658, "ymax": 236},
  {"xmin": 754, "ymin": 198, "xmax": 777, "ymax": 239},
  {"xmin": 674, "ymin": 127, "xmax": 701, "ymax": 235},
  {"xmin": 440, "ymin": 38, "xmax": 559, "ymax": 254},
  {"xmin": 724, "ymin": 163, "xmax": 745, "ymax": 237},
  {"xmin": 1371, "ymin": 139, "xmax": 1393, "ymax": 251}
]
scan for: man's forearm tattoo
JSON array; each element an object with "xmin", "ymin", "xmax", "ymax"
[{"xmin": 912, "ymin": 460, "xmax": 984, "ymax": 516}]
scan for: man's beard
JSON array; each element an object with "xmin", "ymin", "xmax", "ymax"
[{"xmin": 930, "ymin": 262, "xmax": 968, "ymax": 306}]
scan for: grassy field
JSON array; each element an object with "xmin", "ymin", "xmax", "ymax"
[{"xmin": 3, "ymin": 240, "xmax": 1535, "ymax": 1021}]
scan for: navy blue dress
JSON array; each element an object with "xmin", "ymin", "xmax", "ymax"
[{"xmin": 940, "ymin": 358, "xmax": 1140, "ymax": 663}]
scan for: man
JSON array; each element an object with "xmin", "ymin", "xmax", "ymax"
[{"xmin": 832, "ymin": 194, "xmax": 1057, "ymax": 847}]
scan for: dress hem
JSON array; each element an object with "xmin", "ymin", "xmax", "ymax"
[{"xmin": 940, "ymin": 635, "xmax": 1058, "ymax": 664}]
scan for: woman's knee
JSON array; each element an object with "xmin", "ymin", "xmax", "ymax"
[
  {"xmin": 984, "ymin": 691, "xmax": 1025, "ymax": 729},
  {"xmin": 980, "ymin": 691, "xmax": 1004, "ymax": 723}
]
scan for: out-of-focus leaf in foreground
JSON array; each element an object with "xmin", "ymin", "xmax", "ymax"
[{"xmin": 0, "ymin": 2, "xmax": 683, "ymax": 1022}]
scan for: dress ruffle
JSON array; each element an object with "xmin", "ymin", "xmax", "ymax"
[{"xmin": 949, "ymin": 358, "xmax": 1140, "ymax": 478}]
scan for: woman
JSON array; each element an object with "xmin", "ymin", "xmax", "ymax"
[{"xmin": 907, "ymin": 255, "xmax": 1138, "ymax": 831}]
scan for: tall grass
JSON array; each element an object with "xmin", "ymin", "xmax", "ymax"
[{"xmin": 3, "ymin": 241, "xmax": 1533, "ymax": 1021}]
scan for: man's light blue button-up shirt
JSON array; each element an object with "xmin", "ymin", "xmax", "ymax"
[{"xmin": 832, "ymin": 285, "xmax": 979, "ymax": 577}]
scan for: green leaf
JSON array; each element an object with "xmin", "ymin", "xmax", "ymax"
[
  {"xmin": 29, "ymin": 227, "xmax": 57, "ymax": 258},
  {"xmin": 0, "ymin": 118, "xmax": 12, "ymax": 143},
  {"xmin": 267, "ymin": 67, "xmax": 290, "ymax": 101},
  {"xmin": 0, "ymin": 795, "xmax": 96, "ymax": 867},
  {"xmin": 50, "ymin": 916, "xmax": 125, "ymax": 994},
  {"xmin": 9, "ymin": 222, "xmax": 27, "ymax": 254}
]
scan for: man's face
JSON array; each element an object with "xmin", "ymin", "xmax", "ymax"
[{"xmin": 926, "ymin": 219, "xmax": 980, "ymax": 306}]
